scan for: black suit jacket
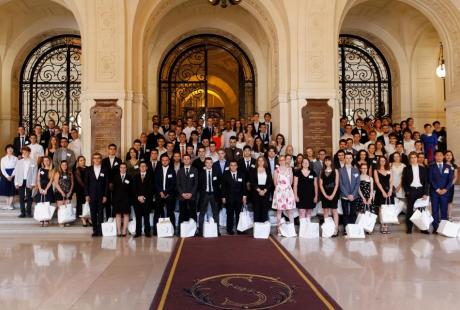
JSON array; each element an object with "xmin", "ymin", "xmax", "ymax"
[
  {"xmin": 351, "ymin": 127, "xmax": 369, "ymax": 144},
  {"xmin": 146, "ymin": 160, "xmax": 160, "ymax": 175},
  {"xmin": 154, "ymin": 166, "xmax": 176, "ymax": 197},
  {"xmin": 176, "ymin": 166, "xmax": 199, "ymax": 200},
  {"xmin": 132, "ymin": 172, "xmax": 154, "ymax": 203},
  {"xmin": 13, "ymin": 136, "xmax": 29, "ymax": 156},
  {"xmin": 198, "ymin": 168, "xmax": 222, "ymax": 198},
  {"xmin": 249, "ymin": 167, "xmax": 274, "ymax": 193},
  {"xmin": 237, "ymin": 157, "xmax": 256, "ymax": 178},
  {"xmin": 192, "ymin": 158, "xmax": 205, "ymax": 171},
  {"xmin": 112, "ymin": 174, "xmax": 133, "ymax": 206},
  {"xmin": 56, "ymin": 133, "xmax": 73, "ymax": 143},
  {"xmin": 222, "ymin": 170, "xmax": 247, "ymax": 201},
  {"xmin": 402, "ymin": 165, "xmax": 429, "ymax": 196},
  {"xmin": 258, "ymin": 132, "xmax": 270, "ymax": 147},
  {"xmin": 202, "ymin": 127, "xmax": 214, "ymax": 140},
  {"xmin": 84, "ymin": 166, "xmax": 109, "ymax": 201},
  {"xmin": 146, "ymin": 132, "xmax": 163, "ymax": 150},
  {"xmin": 212, "ymin": 160, "xmax": 229, "ymax": 179},
  {"xmin": 101, "ymin": 157, "xmax": 122, "ymax": 184}
]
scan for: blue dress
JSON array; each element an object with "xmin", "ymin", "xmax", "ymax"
[
  {"xmin": 421, "ymin": 133, "xmax": 437, "ymax": 163},
  {"xmin": 0, "ymin": 168, "xmax": 16, "ymax": 196}
]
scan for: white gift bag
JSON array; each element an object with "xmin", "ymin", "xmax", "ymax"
[
  {"xmin": 379, "ymin": 203, "xmax": 399, "ymax": 224},
  {"xmin": 337, "ymin": 199, "xmax": 343, "ymax": 215},
  {"xmin": 321, "ymin": 217, "xmax": 335, "ymax": 238},
  {"xmin": 180, "ymin": 219, "xmax": 197, "ymax": 238},
  {"xmin": 101, "ymin": 237, "xmax": 117, "ymax": 250},
  {"xmin": 80, "ymin": 202, "xmax": 91, "ymax": 218},
  {"xmin": 315, "ymin": 202, "xmax": 323, "ymax": 215},
  {"xmin": 237, "ymin": 206, "xmax": 254, "ymax": 232},
  {"xmin": 203, "ymin": 217, "xmax": 218, "ymax": 238},
  {"xmin": 279, "ymin": 219, "xmax": 297, "ymax": 237},
  {"xmin": 219, "ymin": 208, "xmax": 227, "ymax": 227},
  {"xmin": 410, "ymin": 209, "xmax": 433, "ymax": 231},
  {"xmin": 157, "ymin": 218, "xmax": 174, "ymax": 238},
  {"xmin": 34, "ymin": 201, "xmax": 52, "ymax": 222},
  {"xmin": 299, "ymin": 218, "xmax": 319, "ymax": 239},
  {"xmin": 101, "ymin": 220, "xmax": 117, "ymax": 237},
  {"xmin": 128, "ymin": 219, "xmax": 136, "ymax": 235},
  {"xmin": 394, "ymin": 197, "xmax": 407, "ymax": 215},
  {"xmin": 437, "ymin": 220, "xmax": 460, "ymax": 238},
  {"xmin": 58, "ymin": 202, "xmax": 76, "ymax": 224},
  {"xmin": 356, "ymin": 210, "xmax": 377, "ymax": 233},
  {"xmin": 414, "ymin": 197, "xmax": 430, "ymax": 209},
  {"xmin": 253, "ymin": 221, "xmax": 271, "ymax": 239},
  {"xmin": 345, "ymin": 224, "xmax": 365, "ymax": 239}
]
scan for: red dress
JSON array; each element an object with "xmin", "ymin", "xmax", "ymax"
[{"xmin": 212, "ymin": 135, "xmax": 222, "ymax": 150}]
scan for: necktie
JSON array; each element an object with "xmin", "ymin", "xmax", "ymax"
[
  {"xmin": 439, "ymin": 164, "xmax": 443, "ymax": 174},
  {"xmin": 186, "ymin": 168, "xmax": 189, "ymax": 177},
  {"xmin": 233, "ymin": 173, "xmax": 236, "ymax": 181},
  {"xmin": 121, "ymin": 175, "xmax": 125, "ymax": 183},
  {"xmin": 208, "ymin": 171, "xmax": 212, "ymax": 192},
  {"xmin": 246, "ymin": 160, "xmax": 249, "ymax": 169},
  {"xmin": 153, "ymin": 161, "xmax": 156, "ymax": 170},
  {"xmin": 141, "ymin": 173, "xmax": 145, "ymax": 181}
]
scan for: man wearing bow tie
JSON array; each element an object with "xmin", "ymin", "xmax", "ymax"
[{"xmin": 177, "ymin": 154, "xmax": 198, "ymax": 233}]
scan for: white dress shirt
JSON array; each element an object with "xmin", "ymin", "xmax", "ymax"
[
  {"xmin": 29, "ymin": 143, "xmax": 44, "ymax": 163},
  {"xmin": 1, "ymin": 155, "xmax": 17, "ymax": 177},
  {"xmin": 69, "ymin": 138, "xmax": 82, "ymax": 158},
  {"xmin": 257, "ymin": 171, "xmax": 267, "ymax": 185},
  {"xmin": 94, "ymin": 165, "xmax": 101, "ymax": 179},
  {"xmin": 410, "ymin": 165, "xmax": 422, "ymax": 187},
  {"xmin": 162, "ymin": 166, "xmax": 168, "ymax": 191}
]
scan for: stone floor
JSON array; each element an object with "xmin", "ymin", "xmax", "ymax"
[{"xmin": 1, "ymin": 231, "xmax": 460, "ymax": 310}]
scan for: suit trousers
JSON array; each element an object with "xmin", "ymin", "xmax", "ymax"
[
  {"xmin": 406, "ymin": 187, "xmax": 425, "ymax": 232},
  {"xmin": 252, "ymin": 191, "xmax": 269, "ymax": 222},
  {"xmin": 90, "ymin": 196, "xmax": 105, "ymax": 234},
  {"xmin": 19, "ymin": 180, "xmax": 32, "ymax": 216},
  {"xmin": 341, "ymin": 198, "xmax": 357, "ymax": 228},
  {"xmin": 198, "ymin": 193, "xmax": 219, "ymax": 233},
  {"xmin": 153, "ymin": 195, "xmax": 176, "ymax": 232},
  {"xmin": 179, "ymin": 199, "xmax": 197, "ymax": 225},
  {"xmin": 430, "ymin": 192, "xmax": 449, "ymax": 231},
  {"xmin": 134, "ymin": 201, "xmax": 151, "ymax": 235},
  {"xmin": 226, "ymin": 198, "xmax": 243, "ymax": 232}
]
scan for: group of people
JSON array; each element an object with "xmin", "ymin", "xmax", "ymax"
[{"xmin": 0, "ymin": 112, "xmax": 457, "ymax": 238}]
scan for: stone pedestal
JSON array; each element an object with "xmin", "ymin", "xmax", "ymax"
[
  {"xmin": 90, "ymin": 99, "xmax": 122, "ymax": 156},
  {"xmin": 302, "ymin": 99, "xmax": 333, "ymax": 155}
]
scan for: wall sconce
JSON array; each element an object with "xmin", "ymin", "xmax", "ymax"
[{"xmin": 436, "ymin": 42, "xmax": 446, "ymax": 78}]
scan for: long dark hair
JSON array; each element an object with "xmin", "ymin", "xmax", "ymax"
[{"xmin": 320, "ymin": 156, "xmax": 335, "ymax": 178}]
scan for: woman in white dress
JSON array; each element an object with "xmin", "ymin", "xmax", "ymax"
[
  {"xmin": 0, "ymin": 145, "xmax": 18, "ymax": 210},
  {"xmin": 236, "ymin": 131, "xmax": 246, "ymax": 150},
  {"xmin": 390, "ymin": 152, "xmax": 406, "ymax": 213},
  {"xmin": 272, "ymin": 156, "xmax": 296, "ymax": 235}
]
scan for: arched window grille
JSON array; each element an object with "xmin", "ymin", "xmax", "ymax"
[
  {"xmin": 19, "ymin": 34, "xmax": 81, "ymax": 132},
  {"xmin": 338, "ymin": 34, "xmax": 391, "ymax": 123}
]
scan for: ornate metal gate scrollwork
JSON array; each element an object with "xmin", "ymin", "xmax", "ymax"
[
  {"xmin": 338, "ymin": 34, "xmax": 391, "ymax": 123},
  {"xmin": 20, "ymin": 34, "xmax": 81, "ymax": 132}
]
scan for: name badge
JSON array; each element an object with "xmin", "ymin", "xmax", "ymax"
[
  {"xmin": 100, "ymin": 173, "xmax": 105, "ymax": 177},
  {"xmin": 213, "ymin": 176, "xmax": 217, "ymax": 181},
  {"xmin": 354, "ymin": 173, "xmax": 359, "ymax": 178},
  {"xmin": 25, "ymin": 141, "xmax": 29, "ymax": 145},
  {"xmin": 362, "ymin": 133, "xmax": 366, "ymax": 136},
  {"xmin": 372, "ymin": 160, "xmax": 377, "ymax": 164},
  {"xmin": 308, "ymin": 175, "xmax": 313, "ymax": 179},
  {"xmin": 146, "ymin": 149, "xmax": 150, "ymax": 153},
  {"xmin": 134, "ymin": 165, "xmax": 139, "ymax": 169},
  {"xmin": 225, "ymin": 167, "xmax": 229, "ymax": 171},
  {"xmin": 236, "ymin": 152, "xmax": 240, "ymax": 156},
  {"xmin": 124, "ymin": 180, "xmax": 130, "ymax": 184},
  {"xmin": 190, "ymin": 173, "xmax": 195, "ymax": 177},
  {"xmin": 41, "ymin": 140, "xmax": 45, "ymax": 144},
  {"xmin": 114, "ymin": 162, "xmax": 118, "ymax": 166},
  {"xmin": 67, "ymin": 153, "xmax": 71, "ymax": 157},
  {"xmin": 63, "ymin": 176, "xmax": 67, "ymax": 180},
  {"xmin": 167, "ymin": 174, "xmax": 172, "ymax": 178},
  {"xmin": 251, "ymin": 164, "xmax": 255, "ymax": 168},
  {"xmin": 444, "ymin": 168, "xmax": 449, "ymax": 174},
  {"xmin": 237, "ymin": 178, "xmax": 242, "ymax": 182},
  {"xmin": 452, "ymin": 167, "xmax": 455, "ymax": 171},
  {"xmin": 40, "ymin": 170, "xmax": 45, "ymax": 175}
]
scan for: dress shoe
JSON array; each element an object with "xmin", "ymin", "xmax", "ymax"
[
  {"xmin": 196, "ymin": 232, "xmax": 203, "ymax": 237},
  {"xmin": 91, "ymin": 232, "xmax": 101, "ymax": 237},
  {"xmin": 145, "ymin": 233, "xmax": 152, "ymax": 238},
  {"xmin": 421, "ymin": 230, "xmax": 430, "ymax": 235},
  {"xmin": 133, "ymin": 234, "xmax": 141, "ymax": 238},
  {"xmin": 227, "ymin": 230, "xmax": 235, "ymax": 235},
  {"xmin": 237, "ymin": 231, "xmax": 245, "ymax": 235},
  {"xmin": 18, "ymin": 214, "xmax": 26, "ymax": 218},
  {"xmin": 26, "ymin": 214, "xmax": 33, "ymax": 218}
]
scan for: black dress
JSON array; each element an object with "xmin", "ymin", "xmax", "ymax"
[
  {"xmin": 112, "ymin": 174, "xmax": 133, "ymax": 215},
  {"xmin": 74, "ymin": 166, "xmax": 87, "ymax": 217},
  {"xmin": 35, "ymin": 168, "xmax": 55, "ymax": 203},
  {"xmin": 295, "ymin": 169, "xmax": 317, "ymax": 209},
  {"xmin": 356, "ymin": 178, "xmax": 376, "ymax": 214},
  {"xmin": 374, "ymin": 171, "xmax": 394, "ymax": 206},
  {"xmin": 54, "ymin": 172, "xmax": 72, "ymax": 201},
  {"xmin": 320, "ymin": 170, "xmax": 338, "ymax": 209}
]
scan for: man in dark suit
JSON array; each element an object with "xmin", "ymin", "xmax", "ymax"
[
  {"xmin": 125, "ymin": 139, "xmax": 144, "ymax": 162},
  {"xmin": 212, "ymin": 149, "xmax": 229, "ymax": 179},
  {"xmin": 225, "ymin": 136, "xmax": 243, "ymax": 162},
  {"xmin": 85, "ymin": 152, "xmax": 109, "ymax": 237},
  {"xmin": 146, "ymin": 149, "xmax": 160, "ymax": 174},
  {"xmin": 101, "ymin": 143, "xmax": 122, "ymax": 219},
  {"xmin": 177, "ymin": 154, "xmax": 199, "ymax": 232},
  {"xmin": 258, "ymin": 123, "xmax": 270, "ymax": 148},
  {"xmin": 376, "ymin": 124, "xmax": 391, "ymax": 146},
  {"xmin": 146, "ymin": 123, "xmax": 163, "ymax": 150},
  {"xmin": 252, "ymin": 112, "xmax": 261, "ymax": 136},
  {"xmin": 192, "ymin": 146, "xmax": 207, "ymax": 171},
  {"xmin": 263, "ymin": 112, "xmax": 273, "ymax": 139},
  {"xmin": 13, "ymin": 126, "xmax": 29, "ymax": 157},
  {"xmin": 265, "ymin": 146, "xmax": 278, "ymax": 177},
  {"xmin": 201, "ymin": 117, "xmax": 214, "ymax": 141},
  {"xmin": 351, "ymin": 118, "xmax": 368, "ymax": 144},
  {"xmin": 153, "ymin": 154, "xmax": 177, "ymax": 234},
  {"xmin": 429, "ymin": 150, "xmax": 454, "ymax": 232},
  {"xmin": 41, "ymin": 119, "xmax": 57, "ymax": 148},
  {"xmin": 132, "ymin": 162, "xmax": 153, "ymax": 237},
  {"xmin": 222, "ymin": 160, "xmax": 247, "ymax": 235},
  {"xmin": 56, "ymin": 123, "xmax": 72, "ymax": 143},
  {"xmin": 197, "ymin": 157, "xmax": 221, "ymax": 236},
  {"xmin": 339, "ymin": 153, "xmax": 360, "ymax": 234},
  {"xmin": 237, "ymin": 145, "xmax": 256, "ymax": 179},
  {"xmin": 402, "ymin": 152, "xmax": 430, "ymax": 234}
]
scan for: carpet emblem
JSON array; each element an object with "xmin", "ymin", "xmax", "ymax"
[{"xmin": 189, "ymin": 273, "xmax": 293, "ymax": 309}]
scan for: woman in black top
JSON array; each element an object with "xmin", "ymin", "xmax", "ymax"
[
  {"xmin": 35, "ymin": 156, "xmax": 55, "ymax": 227},
  {"xmin": 374, "ymin": 156, "xmax": 394, "ymax": 234},
  {"xmin": 293, "ymin": 158, "xmax": 318, "ymax": 220},
  {"xmin": 112, "ymin": 163, "xmax": 133, "ymax": 236},
  {"xmin": 74, "ymin": 156, "xmax": 90, "ymax": 226},
  {"xmin": 319, "ymin": 156, "xmax": 339, "ymax": 236},
  {"xmin": 249, "ymin": 156, "xmax": 273, "ymax": 222}
]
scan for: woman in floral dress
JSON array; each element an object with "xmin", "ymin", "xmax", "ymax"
[{"xmin": 272, "ymin": 155, "xmax": 296, "ymax": 234}]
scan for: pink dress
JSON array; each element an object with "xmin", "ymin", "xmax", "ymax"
[{"xmin": 272, "ymin": 168, "xmax": 296, "ymax": 210}]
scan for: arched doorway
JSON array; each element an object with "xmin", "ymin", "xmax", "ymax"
[
  {"xmin": 19, "ymin": 34, "xmax": 81, "ymax": 132},
  {"xmin": 338, "ymin": 34, "xmax": 391, "ymax": 123},
  {"xmin": 158, "ymin": 34, "xmax": 255, "ymax": 121}
]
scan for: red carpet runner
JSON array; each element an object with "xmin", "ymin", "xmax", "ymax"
[{"xmin": 151, "ymin": 236, "xmax": 341, "ymax": 310}]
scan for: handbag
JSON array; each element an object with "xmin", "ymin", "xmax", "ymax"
[
  {"xmin": 394, "ymin": 197, "xmax": 407, "ymax": 215},
  {"xmin": 80, "ymin": 202, "xmax": 91, "ymax": 218},
  {"xmin": 128, "ymin": 219, "xmax": 136, "ymax": 235},
  {"xmin": 253, "ymin": 221, "xmax": 271, "ymax": 239},
  {"xmin": 345, "ymin": 224, "xmax": 365, "ymax": 239},
  {"xmin": 355, "ymin": 205, "xmax": 377, "ymax": 233},
  {"xmin": 410, "ymin": 208, "xmax": 433, "ymax": 231},
  {"xmin": 34, "ymin": 196, "xmax": 53, "ymax": 222},
  {"xmin": 299, "ymin": 218, "xmax": 319, "ymax": 239},
  {"xmin": 237, "ymin": 205, "xmax": 254, "ymax": 232},
  {"xmin": 437, "ymin": 220, "xmax": 460, "ymax": 238},
  {"xmin": 414, "ymin": 197, "xmax": 430, "ymax": 209},
  {"xmin": 57, "ymin": 201, "xmax": 76, "ymax": 224},
  {"xmin": 102, "ymin": 218, "xmax": 117, "ymax": 237},
  {"xmin": 156, "ymin": 218, "xmax": 174, "ymax": 238},
  {"xmin": 180, "ymin": 219, "xmax": 197, "ymax": 238},
  {"xmin": 321, "ymin": 217, "xmax": 335, "ymax": 238},
  {"xmin": 279, "ymin": 218, "xmax": 297, "ymax": 238},
  {"xmin": 203, "ymin": 217, "xmax": 218, "ymax": 238},
  {"xmin": 379, "ymin": 198, "xmax": 399, "ymax": 224}
]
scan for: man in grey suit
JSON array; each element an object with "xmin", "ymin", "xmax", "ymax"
[
  {"xmin": 339, "ymin": 152, "xmax": 360, "ymax": 234},
  {"xmin": 177, "ymin": 154, "xmax": 199, "ymax": 234},
  {"xmin": 312, "ymin": 149, "xmax": 326, "ymax": 176},
  {"xmin": 53, "ymin": 137, "xmax": 76, "ymax": 168}
]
